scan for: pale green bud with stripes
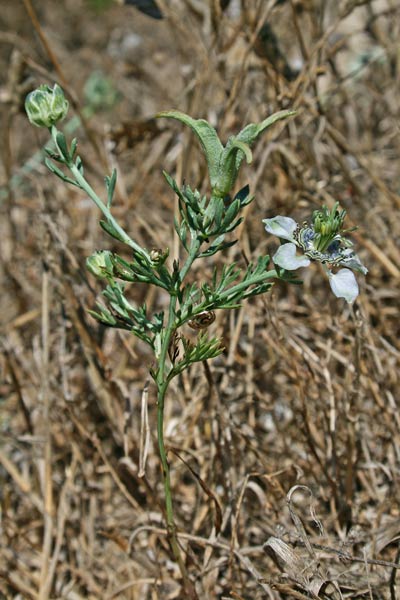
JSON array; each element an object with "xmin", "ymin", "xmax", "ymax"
[{"xmin": 25, "ymin": 84, "xmax": 69, "ymax": 128}]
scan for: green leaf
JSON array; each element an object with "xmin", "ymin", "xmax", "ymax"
[
  {"xmin": 182, "ymin": 185, "xmax": 201, "ymax": 213},
  {"xmin": 213, "ymin": 196, "xmax": 224, "ymax": 228},
  {"xmin": 110, "ymin": 254, "xmax": 136, "ymax": 281},
  {"xmin": 99, "ymin": 219, "xmax": 126, "ymax": 242},
  {"xmin": 211, "ymin": 111, "xmax": 295, "ymax": 197},
  {"xmin": 233, "ymin": 184, "xmax": 251, "ymax": 205},
  {"xmin": 44, "ymin": 157, "xmax": 65, "ymax": 179},
  {"xmin": 75, "ymin": 155, "xmax": 84, "ymax": 175},
  {"xmin": 202, "ymin": 195, "xmax": 218, "ymax": 229},
  {"xmin": 169, "ymin": 333, "xmax": 224, "ymax": 377},
  {"xmin": 225, "ymin": 139, "xmax": 253, "ymax": 165},
  {"xmin": 236, "ymin": 109, "xmax": 296, "ymax": 146},
  {"xmin": 44, "ymin": 147, "xmax": 64, "ymax": 162},
  {"xmin": 221, "ymin": 198, "xmax": 240, "ymax": 229},
  {"xmin": 44, "ymin": 158, "xmax": 78, "ymax": 186},
  {"xmin": 105, "ymin": 168, "xmax": 117, "ymax": 208},
  {"xmin": 174, "ymin": 217, "xmax": 188, "ymax": 249},
  {"xmin": 70, "ymin": 138, "xmax": 78, "ymax": 160},
  {"xmin": 242, "ymin": 281, "xmax": 274, "ymax": 299},
  {"xmin": 88, "ymin": 304, "xmax": 117, "ymax": 326},
  {"xmin": 216, "ymin": 263, "xmax": 241, "ymax": 292},
  {"xmin": 199, "ymin": 239, "xmax": 236, "ymax": 258},
  {"xmin": 163, "ymin": 170, "xmax": 179, "ymax": 192},
  {"xmin": 157, "ymin": 111, "xmax": 224, "ymax": 187},
  {"xmin": 224, "ymin": 217, "xmax": 243, "ymax": 234},
  {"xmin": 55, "ymin": 131, "xmax": 70, "ymax": 161},
  {"xmin": 186, "ymin": 205, "xmax": 201, "ymax": 231},
  {"xmin": 155, "ymin": 265, "xmax": 172, "ymax": 289}
]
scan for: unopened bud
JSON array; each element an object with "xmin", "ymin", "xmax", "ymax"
[
  {"xmin": 25, "ymin": 84, "xmax": 69, "ymax": 128},
  {"xmin": 150, "ymin": 247, "xmax": 169, "ymax": 266},
  {"xmin": 86, "ymin": 251, "xmax": 114, "ymax": 279}
]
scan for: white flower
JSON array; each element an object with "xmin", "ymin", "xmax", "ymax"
[{"xmin": 263, "ymin": 208, "xmax": 367, "ymax": 304}]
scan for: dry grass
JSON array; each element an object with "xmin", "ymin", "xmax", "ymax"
[{"xmin": 1, "ymin": 1, "xmax": 400, "ymax": 598}]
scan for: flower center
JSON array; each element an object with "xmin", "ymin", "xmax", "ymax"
[
  {"xmin": 311, "ymin": 202, "xmax": 346, "ymax": 252},
  {"xmin": 293, "ymin": 202, "xmax": 353, "ymax": 266}
]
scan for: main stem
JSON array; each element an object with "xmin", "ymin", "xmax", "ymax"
[
  {"xmin": 156, "ymin": 379, "xmax": 190, "ymax": 577},
  {"xmin": 156, "ymin": 302, "xmax": 185, "ymax": 564},
  {"xmin": 155, "ymin": 239, "xmax": 201, "ymax": 598}
]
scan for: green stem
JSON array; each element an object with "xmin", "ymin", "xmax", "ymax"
[
  {"xmin": 69, "ymin": 163, "xmax": 150, "ymax": 260},
  {"xmin": 0, "ymin": 109, "xmax": 95, "ymax": 203},
  {"xmin": 154, "ymin": 238, "xmax": 201, "ymax": 597},
  {"xmin": 49, "ymin": 126, "xmax": 149, "ymax": 260},
  {"xmin": 156, "ymin": 374, "xmax": 188, "ymax": 575},
  {"xmin": 179, "ymin": 238, "xmax": 202, "ymax": 281},
  {"xmin": 217, "ymin": 268, "xmax": 277, "ymax": 302},
  {"xmin": 156, "ymin": 382, "xmax": 197, "ymax": 599}
]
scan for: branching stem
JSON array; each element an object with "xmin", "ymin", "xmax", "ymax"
[{"xmin": 69, "ymin": 163, "xmax": 149, "ymax": 259}]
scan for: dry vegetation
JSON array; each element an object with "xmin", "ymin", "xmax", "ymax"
[{"xmin": 1, "ymin": 0, "xmax": 400, "ymax": 598}]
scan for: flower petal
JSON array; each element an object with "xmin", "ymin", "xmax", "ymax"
[
  {"xmin": 263, "ymin": 216, "xmax": 298, "ymax": 242},
  {"xmin": 328, "ymin": 268, "xmax": 359, "ymax": 303},
  {"xmin": 273, "ymin": 243, "xmax": 311, "ymax": 270},
  {"xmin": 339, "ymin": 250, "xmax": 368, "ymax": 275}
]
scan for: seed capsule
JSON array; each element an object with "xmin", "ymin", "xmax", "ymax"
[{"xmin": 188, "ymin": 311, "xmax": 216, "ymax": 330}]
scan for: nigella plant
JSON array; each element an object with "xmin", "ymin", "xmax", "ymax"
[{"xmin": 25, "ymin": 84, "xmax": 365, "ymax": 596}]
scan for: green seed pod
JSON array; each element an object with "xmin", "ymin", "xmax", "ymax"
[{"xmin": 25, "ymin": 84, "xmax": 69, "ymax": 128}]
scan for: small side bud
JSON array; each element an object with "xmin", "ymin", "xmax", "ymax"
[
  {"xmin": 86, "ymin": 250, "xmax": 114, "ymax": 279},
  {"xmin": 25, "ymin": 84, "xmax": 69, "ymax": 128},
  {"xmin": 150, "ymin": 247, "xmax": 169, "ymax": 266}
]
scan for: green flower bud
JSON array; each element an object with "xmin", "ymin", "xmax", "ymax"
[
  {"xmin": 86, "ymin": 250, "xmax": 114, "ymax": 279},
  {"xmin": 150, "ymin": 247, "xmax": 169, "ymax": 266},
  {"xmin": 25, "ymin": 84, "xmax": 69, "ymax": 128}
]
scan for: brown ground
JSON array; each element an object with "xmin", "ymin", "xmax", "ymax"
[{"xmin": 1, "ymin": 1, "xmax": 400, "ymax": 598}]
